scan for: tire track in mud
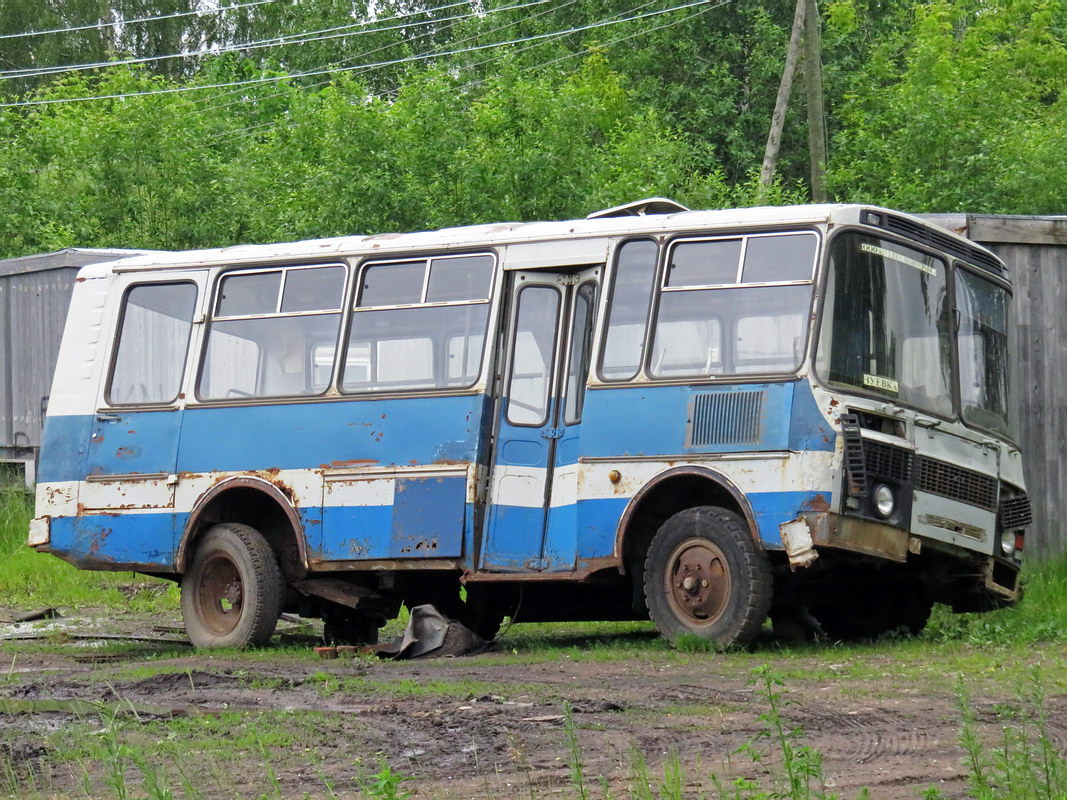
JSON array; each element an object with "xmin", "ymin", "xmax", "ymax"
[{"xmin": 785, "ymin": 706, "xmax": 946, "ymax": 765}]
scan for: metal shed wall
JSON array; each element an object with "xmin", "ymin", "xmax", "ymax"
[
  {"xmin": 0, "ymin": 249, "xmax": 147, "ymax": 485},
  {"xmin": 927, "ymin": 215, "xmax": 1067, "ymax": 558}
]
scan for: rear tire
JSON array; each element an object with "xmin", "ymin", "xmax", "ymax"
[
  {"xmin": 643, "ymin": 507, "xmax": 771, "ymax": 647},
  {"xmin": 181, "ymin": 523, "xmax": 283, "ymax": 649}
]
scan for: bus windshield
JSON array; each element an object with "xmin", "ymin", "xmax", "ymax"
[
  {"xmin": 956, "ymin": 268, "xmax": 1012, "ymax": 437},
  {"xmin": 817, "ymin": 233, "xmax": 953, "ymax": 418}
]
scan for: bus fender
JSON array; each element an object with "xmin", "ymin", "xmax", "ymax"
[
  {"xmin": 176, "ymin": 476, "xmax": 308, "ymax": 574},
  {"xmin": 613, "ymin": 465, "xmax": 760, "ymax": 573}
]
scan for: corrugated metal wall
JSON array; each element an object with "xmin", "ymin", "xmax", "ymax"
[
  {"xmin": 1, "ymin": 250, "xmax": 147, "ymax": 483},
  {"xmin": 1, "ymin": 267, "xmax": 79, "ymax": 452}
]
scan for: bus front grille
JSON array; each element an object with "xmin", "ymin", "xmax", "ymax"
[
  {"xmin": 915, "ymin": 456, "xmax": 998, "ymax": 510},
  {"xmin": 999, "ymin": 493, "xmax": 1033, "ymax": 530},
  {"xmin": 864, "ymin": 440, "xmax": 913, "ymax": 482}
]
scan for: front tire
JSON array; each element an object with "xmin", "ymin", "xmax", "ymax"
[
  {"xmin": 643, "ymin": 507, "xmax": 771, "ymax": 646},
  {"xmin": 181, "ymin": 523, "xmax": 283, "ymax": 649}
]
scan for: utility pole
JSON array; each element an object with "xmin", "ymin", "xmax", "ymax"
[
  {"xmin": 759, "ymin": 0, "xmax": 806, "ymax": 196},
  {"xmin": 804, "ymin": 0, "xmax": 828, "ymax": 202}
]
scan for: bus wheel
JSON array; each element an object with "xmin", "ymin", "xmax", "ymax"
[
  {"xmin": 181, "ymin": 523, "xmax": 283, "ymax": 649},
  {"xmin": 643, "ymin": 507, "xmax": 771, "ymax": 647}
]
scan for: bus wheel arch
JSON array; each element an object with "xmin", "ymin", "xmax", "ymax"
[
  {"xmin": 617, "ymin": 466, "xmax": 759, "ymax": 573},
  {"xmin": 177, "ymin": 477, "xmax": 308, "ymax": 582}
]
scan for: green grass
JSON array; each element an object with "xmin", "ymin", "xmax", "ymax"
[
  {"xmin": 0, "ymin": 486, "xmax": 178, "ymax": 610},
  {"xmin": 924, "ymin": 552, "xmax": 1067, "ymax": 646}
]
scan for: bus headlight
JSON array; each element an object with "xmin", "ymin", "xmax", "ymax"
[{"xmin": 873, "ymin": 484, "xmax": 895, "ymax": 519}]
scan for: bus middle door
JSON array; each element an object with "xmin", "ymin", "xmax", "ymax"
[{"xmin": 482, "ymin": 267, "xmax": 598, "ymax": 572}]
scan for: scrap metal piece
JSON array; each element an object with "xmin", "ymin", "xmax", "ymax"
[
  {"xmin": 376, "ymin": 604, "xmax": 487, "ymax": 660},
  {"xmin": 291, "ymin": 579, "xmax": 380, "ymax": 609}
]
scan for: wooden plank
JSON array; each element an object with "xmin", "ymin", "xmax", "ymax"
[{"xmin": 969, "ymin": 215, "xmax": 1067, "ymax": 246}]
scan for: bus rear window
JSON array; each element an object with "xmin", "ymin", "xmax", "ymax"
[{"xmin": 107, "ymin": 282, "xmax": 197, "ymax": 406}]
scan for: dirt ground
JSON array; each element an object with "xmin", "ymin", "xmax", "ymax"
[{"xmin": 1, "ymin": 609, "xmax": 1065, "ymax": 799}]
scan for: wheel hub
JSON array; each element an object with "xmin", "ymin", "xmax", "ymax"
[
  {"xmin": 665, "ymin": 539, "xmax": 731, "ymax": 626},
  {"xmin": 199, "ymin": 555, "xmax": 244, "ymax": 634}
]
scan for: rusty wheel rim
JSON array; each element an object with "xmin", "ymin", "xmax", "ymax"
[
  {"xmin": 196, "ymin": 553, "xmax": 245, "ymax": 635},
  {"xmin": 663, "ymin": 537, "xmax": 731, "ymax": 628}
]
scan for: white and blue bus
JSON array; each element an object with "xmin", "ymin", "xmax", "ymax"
[{"xmin": 29, "ymin": 200, "xmax": 1030, "ymax": 648}]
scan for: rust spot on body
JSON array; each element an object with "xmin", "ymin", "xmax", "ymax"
[
  {"xmin": 323, "ymin": 459, "xmax": 378, "ymax": 469},
  {"xmin": 801, "ymin": 493, "xmax": 831, "ymax": 513}
]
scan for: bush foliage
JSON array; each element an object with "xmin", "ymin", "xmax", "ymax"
[{"xmin": 0, "ymin": 0, "xmax": 1065, "ymax": 259}]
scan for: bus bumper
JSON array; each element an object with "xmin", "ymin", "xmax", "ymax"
[
  {"xmin": 28, "ymin": 516, "xmax": 50, "ymax": 548},
  {"xmin": 780, "ymin": 511, "xmax": 1020, "ymax": 602},
  {"xmin": 781, "ymin": 512, "xmax": 913, "ymax": 567}
]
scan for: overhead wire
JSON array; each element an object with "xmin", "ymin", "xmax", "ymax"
[
  {"xmin": 0, "ymin": 0, "xmax": 720, "ymax": 109},
  {"xmin": 0, "ymin": 0, "xmax": 495, "ymax": 80},
  {"xmin": 192, "ymin": 0, "xmax": 584, "ymax": 143},
  {"xmin": 199, "ymin": 0, "xmax": 723, "ymax": 148},
  {"xmin": 186, "ymin": 0, "xmax": 570, "ymax": 116},
  {"xmin": 0, "ymin": 0, "xmax": 277, "ymax": 41}
]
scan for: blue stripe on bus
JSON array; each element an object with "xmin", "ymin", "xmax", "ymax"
[
  {"xmin": 49, "ymin": 512, "xmax": 183, "ymax": 570},
  {"xmin": 48, "ymin": 486, "xmax": 827, "ymax": 571},
  {"xmin": 573, "ymin": 490, "xmax": 829, "ymax": 556},
  {"xmin": 580, "ymin": 380, "xmax": 835, "ymax": 458},
  {"xmin": 38, "ymin": 394, "xmax": 491, "ymax": 483}
]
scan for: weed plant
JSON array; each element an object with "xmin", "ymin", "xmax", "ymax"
[{"xmin": 7, "ymin": 666, "xmax": 1067, "ymax": 799}]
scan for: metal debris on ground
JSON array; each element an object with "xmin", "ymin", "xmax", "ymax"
[
  {"xmin": 376, "ymin": 604, "xmax": 488, "ymax": 660},
  {"xmin": 0, "ymin": 608, "xmax": 60, "ymax": 624}
]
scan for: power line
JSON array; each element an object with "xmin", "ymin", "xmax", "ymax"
[
  {"xmin": 0, "ymin": 0, "xmax": 718, "ymax": 109},
  {"xmin": 194, "ymin": 0, "xmax": 585, "ymax": 142},
  {"xmin": 0, "ymin": 0, "xmax": 490, "ymax": 80},
  {"xmin": 199, "ymin": 0, "xmax": 719, "ymax": 148},
  {"xmin": 0, "ymin": 0, "xmax": 277, "ymax": 41},
  {"xmin": 188, "ymin": 0, "xmax": 574, "ymax": 117}
]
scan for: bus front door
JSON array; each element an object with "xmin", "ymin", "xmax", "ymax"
[{"xmin": 482, "ymin": 268, "xmax": 599, "ymax": 572}]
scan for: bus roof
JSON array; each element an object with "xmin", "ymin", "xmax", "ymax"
[{"xmin": 74, "ymin": 203, "xmax": 993, "ymax": 276}]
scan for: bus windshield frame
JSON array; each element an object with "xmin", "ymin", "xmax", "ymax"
[{"xmin": 815, "ymin": 229, "xmax": 1015, "ymax": 439}]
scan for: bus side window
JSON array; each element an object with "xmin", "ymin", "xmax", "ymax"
[
  {"xmin": 600, "ymin": 240, "xmax": 659, "ymax": 381},
  {"xmin": 342, "ymin": 254, "xmax": 494, "ymax": 393},
  {"xmin": 107, "ymin": 283, "xmax": 198, "ymax": 406},
  {"xmin": 199, "ymin": 264, "xmax": 346, "ymax": 401}
]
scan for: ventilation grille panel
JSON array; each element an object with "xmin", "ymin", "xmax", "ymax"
[
  {"xmin": 865, "ymin": 440, "xmax": 914, "ymax": 482},
  {"xmin": 688, "ymin": 390, "xmax": 764, "ymax": 447},
  {"xmin": 999, "ymin": 493, "xmax": 1033, "ymax": 530},
  {"xmin": 916, "ymin": 456, "xmax": 998, "ymax": 510},
  {"xmin": 881, "ymin": 214, "xmax": 1005, "ymax": 275}
]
